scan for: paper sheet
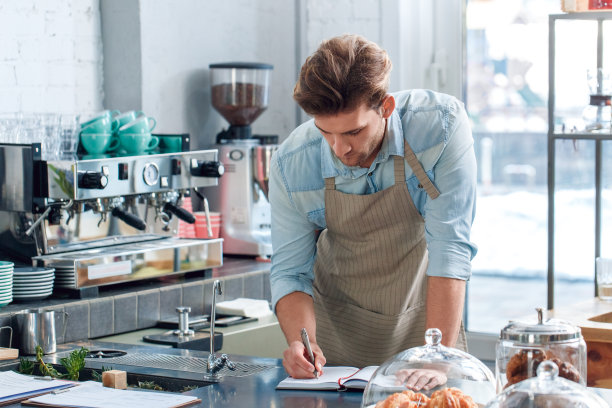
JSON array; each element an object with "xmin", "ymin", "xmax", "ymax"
[
  {"xmin": 0, "ymin": 371, "xmax": 73, "ymax": 402},
  {"xmin": 27, "ymin": 381, "xmax": 199, "ymax": 408}
]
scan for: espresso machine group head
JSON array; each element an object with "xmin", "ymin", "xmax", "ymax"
[{"xmin": 208, "ymin": 62, "xmax": 278, "ymax": 259}]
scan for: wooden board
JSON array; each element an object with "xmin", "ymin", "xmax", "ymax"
[
  {"xmin": 587, "ymin": 340, "xmax": 612, "ymax": 388},
  {"xmin": 0, "ymin": 348, "xmax": 18, "ymax": 360}
]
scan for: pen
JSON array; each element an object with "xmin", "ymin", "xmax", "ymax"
[{"xmin": 300, "ymin": 327, "xmax": 318, "ymax": 378}]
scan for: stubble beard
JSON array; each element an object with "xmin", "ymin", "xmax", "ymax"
[{"xmin": 347, "ymin": 117, "xmax": 387, "ymax": 168}]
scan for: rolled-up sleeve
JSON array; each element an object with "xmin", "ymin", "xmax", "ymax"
[
  {"xmin": 269, "ymin": 152, "xmax": 318, "ymax": 312},
  {"xmin": 424, "ymin": 103, "xmax": 478, "ymax": 281}
]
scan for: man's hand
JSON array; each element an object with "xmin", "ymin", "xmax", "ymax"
[
  {"xmin": 394, "ymin": 368, "xmax": 447, "ymax": 391},
  {"xmin": 283, "ymin": 340, "xmax": 326, "ymax": 379}
]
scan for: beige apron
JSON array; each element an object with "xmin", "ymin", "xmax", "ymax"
[{"xmin": 313, "ymin": 142, "xmax": 467, "ymax": 367}]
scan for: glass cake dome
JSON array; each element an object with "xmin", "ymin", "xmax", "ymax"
[
  {"xmin": 485, "ymin": 360, "xmax": 608, "ymax": 408},
  {"xmin": 362, "ymin": 328, "xmax": 496, "ymax": 408}
]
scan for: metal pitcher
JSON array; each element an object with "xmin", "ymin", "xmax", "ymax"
[{"xmin": 19, "ymin": 308, "xmax": 63, "ymax": 355}]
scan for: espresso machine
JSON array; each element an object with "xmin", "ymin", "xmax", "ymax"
[
  {"xmin": 207, "ymin": 62, "xmax": 278, "ymax": 260},
  {"xmin": 0, "ymin": 141, "xmax": 224, "ymax": 297}
]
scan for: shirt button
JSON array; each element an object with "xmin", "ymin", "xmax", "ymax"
[{"xmin": 418, "ymin": 183, "xmax": 423, "ymax": 188}]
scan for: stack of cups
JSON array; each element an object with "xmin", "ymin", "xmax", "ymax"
[
  {"xmin": 177, "ymin": 197, "xmax": 196, "ymax": 239},
  {"xmin": 194, "ymin": 212, "xmax": 222, "ymax": 239}
]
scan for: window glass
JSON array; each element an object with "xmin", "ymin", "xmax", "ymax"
[{"xmin": 464, "ymin": 0, "xmax": 591, "ymax": 334}]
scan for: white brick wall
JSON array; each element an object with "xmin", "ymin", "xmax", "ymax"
[
  {"xmin": 0, "ymin": 0, "xmax": 104, "ymax": 114},
  {"xmin": 305, "ymin": 0, "xmax": 383, "ymax": 53}
]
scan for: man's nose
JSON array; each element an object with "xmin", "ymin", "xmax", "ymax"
[{"xmin": 331, "ymin": 135, "xmax": 351, "ymax": 157}]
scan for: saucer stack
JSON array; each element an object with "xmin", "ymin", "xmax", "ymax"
[
  {"xmin": 13, "ymin": 267, "xmax": 54, "ymax": 302},
  {"xmin": 53, "ymin": 264, "xmax": 77, "ymax": 289},
  {"xmin": 0, "ymin": 262, "xmax": 14, "ymax": 307}
]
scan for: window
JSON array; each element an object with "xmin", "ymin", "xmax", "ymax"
[{"xmin": 465, "ymin": 0, "xmax": 602, "ymax": 334}]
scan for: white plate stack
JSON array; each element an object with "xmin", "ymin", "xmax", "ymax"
[
  {"xmin": 13, "ymin": 267, "xmax": 54, "ymax": 302},
  {"xmin": 0, "ymin": 261, "xmax": 14, "ymax": 307},
  {"xmin": 53, "ymin": 264, "xmax": 76, "ymax": 289}
]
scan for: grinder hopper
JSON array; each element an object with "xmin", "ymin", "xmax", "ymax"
[{"xmin": 209, "ymin": 62, "xmax": 273, "ymax": 142}]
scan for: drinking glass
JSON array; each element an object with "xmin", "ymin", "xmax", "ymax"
[
  {"xmin": 0, "ymin": 113, "xmax": 21, "ymax": 143},
  {"xmin": 40, "ymin": 113, "xmax": 61, "ymax": 161},
  {"xmin": 596, "ymin": 257, "xmax": 612, "ymax": 301},
  {"xmin": 17, "ymin": 114, "xmax": 43, "ymax": 145},
  {"xmin": 59, "ymin": 114, "xmax": 81, "ymax": 160}
]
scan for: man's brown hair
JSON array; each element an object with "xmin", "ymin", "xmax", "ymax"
[{"xmin": 293, "ymin": 34, "xmax": 392, "ymax": 116}]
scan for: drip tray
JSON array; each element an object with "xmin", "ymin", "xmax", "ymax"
[{"xmin": 85, "ymin": 351, "xmax": 274, "ymax": 378}]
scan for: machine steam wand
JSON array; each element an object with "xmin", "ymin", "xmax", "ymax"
[{"xmin": 206, "ymin": 280, "xmax": 235, "ymax": 377}]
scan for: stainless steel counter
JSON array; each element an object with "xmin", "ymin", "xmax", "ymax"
[{"xmin": 0, "ymin": 340, "xmax": 611, "ymax": 407}]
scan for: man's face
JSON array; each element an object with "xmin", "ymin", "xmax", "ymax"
[{"xmin": 314, "ymin": 99, "xmax": 392, "ymax": 169}]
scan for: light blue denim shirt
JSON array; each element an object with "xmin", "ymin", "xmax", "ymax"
[{"xmin": 269, "ymin": 89, "xmax": 478, "ymax": 311}]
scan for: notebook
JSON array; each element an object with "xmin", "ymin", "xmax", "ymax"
[{"xmin": 276, "ymin": 366, "xmax": 378, "ymax": 391}]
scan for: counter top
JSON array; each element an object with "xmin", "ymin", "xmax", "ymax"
[
  {"xmin": 0, "ymin": 340, "xmax": 610, "ymax": 407},
  {"xmin": 548, "ymin": 298, "xmax": 612, "ymax": 343},
  {"xmin": 98, "ymin": 313, "xmax": 286, "ymax": 358}
]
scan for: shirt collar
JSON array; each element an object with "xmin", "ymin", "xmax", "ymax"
[{"xmin": 320, "ymin": 109, "xmax": 404, "ymax": 179}]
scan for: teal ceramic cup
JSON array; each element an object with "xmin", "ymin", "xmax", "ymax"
[
  {"xmin": 114, "ymin": 110, "xmax": 145, "ymax": 129},
  {"xmin": 119, "ymin": 133, "xmax": 159, "ymax": 154},
  {"xmin": 80, "ymin": 110, "xmax": 120, "ymax": 128},
  {"xmin": 80, "ymin": 115, "xmax": 119, "ymax": 134},
  {"xmin": 80, "ymin": 132, "xmax": 120, "ymax": 154},
  {"xmin": 158, "ymin": 135, "xmax": 183, "ymax": 153},
  {"xmin": 118, "ymin": 115, "xmax": 157, "ymax": 134}
]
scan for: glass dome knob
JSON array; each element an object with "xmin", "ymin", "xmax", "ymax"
[
  {"xmin": 424, "ymin": 328, "xmax": 442, "ymax": 347},
  {"xmin": 536, "ymin": 360, "xmax": 559, "ymax": 381}
]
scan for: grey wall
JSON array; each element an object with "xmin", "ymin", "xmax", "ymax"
[
  {"xmin": 102, "ymin": 0, "xmax": 297, "ymax": 149},
  {"xmin": 100, "ymin": 0, "xmax": 142, "ymax": 113}
]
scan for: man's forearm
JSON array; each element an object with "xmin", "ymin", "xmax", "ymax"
[
  {"xmin": 425, "ymin": 276, "xmax": 466, "ymax": 347},
  {"xmin": 276, "ymin": 291, "xmax": 317, "ymax": 345}
]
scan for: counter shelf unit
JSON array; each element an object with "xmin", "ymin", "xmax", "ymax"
[
  {"xmin": 33, "ymin": 237, "xmax": 223, "ymax": 298},
  {"xmin": 547, "ymin": 11, "xmax": 612, "ymax": 310}
]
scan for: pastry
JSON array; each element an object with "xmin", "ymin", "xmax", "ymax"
[
  {"xmin": 506, "ymin": 349, "xmax": 548, "ymax": 385},
  {"xmin": 375, "ymin": 390, "xmax": 429, "ymax": 408},
  {"xmin": 505, "ymin": 349, "xmax": 581, "ymax": 386},
  {"xmin": 534, "ymin": 357, "xmax": 581, "ymax": 383},
  {"xmin": 375, "ymin": 388, "xmax": 476, "ymax": 408},
  {"xmin": 428, "ymin": 388, "xmax": 477, "ymax": 408}
]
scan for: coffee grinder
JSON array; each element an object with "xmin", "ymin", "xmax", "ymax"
[{"xmin": 208, "ymin": 62, "xmax": 278, "ymax": 259}]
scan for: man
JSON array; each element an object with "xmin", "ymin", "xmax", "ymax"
[{"xmin": 269, "ymin": 34, "xmax": 477, "ymax": 383}]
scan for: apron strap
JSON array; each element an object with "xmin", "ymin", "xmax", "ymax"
[
  {"xmin": 393, "ymin": 155, "xmax": 405, "ymax": 184},
  {"xmin": 403, "ymin": 142, "xmax": 440, "ymax": 199},
  {"xmin": 324, "ymin": 177, "xmax": 336, "ymax": 190}
]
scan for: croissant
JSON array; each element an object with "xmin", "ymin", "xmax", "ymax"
[
  {"xmin": 374, "ymin": 389, "xmax": 430, "ymax": 408},
  {"xmin": 375, "ymin": 388, "xmax": 475, "ymax": 408},
  {"xmin": 428, "ymin": 388, "xmax": 477, "ymax": 408}
]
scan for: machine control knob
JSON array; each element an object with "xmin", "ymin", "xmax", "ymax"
[
  {"xmin": 191, "ymin": 160, "xmax": 225, "ymax": 178},
  {"xmin": 78, "ymin": 172, "xmax": 108, "ymax": 189}
]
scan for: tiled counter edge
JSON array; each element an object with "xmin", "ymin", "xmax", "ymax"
[{"xmin": 0, "ymin": 258, "xmax": 271, "ymax": 350}]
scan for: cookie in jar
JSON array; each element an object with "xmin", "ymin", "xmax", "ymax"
[{"xmin": 495, "ymin": 308, "xmax": 586, "ymax": 391}]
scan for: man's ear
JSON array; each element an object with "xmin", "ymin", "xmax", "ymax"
[{"xmin": 381, "ymin": 95, "xmax": 395, "ymax": 119}]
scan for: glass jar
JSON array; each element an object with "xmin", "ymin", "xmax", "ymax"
[
  {"xmin": 485, "ymin": 360, "xmax": 608, "ymax": 407},
  {"xmin": 362, "ymin": 328, "xmax": 496, "ymax": 407},
  {"xmin": 582, "ymin": 95, "xmax": 611, "ymax": 132},
  {"xmin": 496, "ymin": 308, "xmax": 586, "ymax": 392}
]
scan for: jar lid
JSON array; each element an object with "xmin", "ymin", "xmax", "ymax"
[{"xmin": 500, "ymin": 308, "xmax": 582, "ymax": 344}]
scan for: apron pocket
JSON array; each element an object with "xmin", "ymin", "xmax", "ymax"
[{"xmin": 315, "ymin": 294, "xmax": 427, "ymax": 366}]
